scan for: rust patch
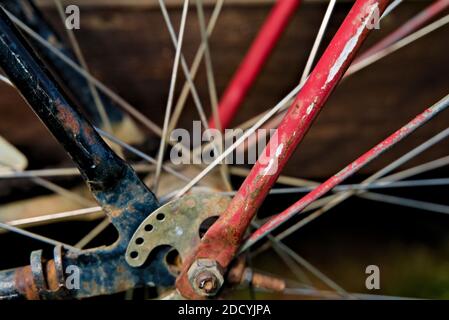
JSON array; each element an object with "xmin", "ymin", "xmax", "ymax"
[
  {"xmin": 55, "ymin": 99, "xmax": 80, "ymax": 135},
  {"xmin": 227, "ymin": 257, "xmax": 246, "ymax": 284},
  {"xmin": 251, "ymin": 271, "xmax": 285, "ymax": 292},
  {"xmin": 14, "ymin": 266, "xmax": 39, "ymax": 300},
  {"xmin": 45, "ymin": 260, "xmax": 60, "ymax": 291},
  {"xmin": 82, "ymin": 124, "xmax": 97, "ymax": 145},
  {"xmin": 104, "ymin": 205, "xmax": 122, "ymax": 218}
]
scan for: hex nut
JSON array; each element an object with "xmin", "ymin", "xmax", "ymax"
[{"xmin": 187, "ymin": 259, "xmax": 224, "ymax": 297}]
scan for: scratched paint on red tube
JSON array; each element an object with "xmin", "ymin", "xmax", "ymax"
[{"xmin": 176, "ymin": 0, "xmax": 391, "ymax": 300}]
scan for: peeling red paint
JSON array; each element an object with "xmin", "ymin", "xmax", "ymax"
[
  {"xmin": 245, "ymin": 95, "xmax": 449, "ymax": 249},
  {"xmin": 241, "ymin": 0, "xmax": 449, "ymax": 154},
  {"xmin": 176, "ymin": 0, "xmax": 391, "ymax": 300}
]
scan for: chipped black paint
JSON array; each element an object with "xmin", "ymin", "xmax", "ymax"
[
  {"xmin": 0, "ymin": 0, "xmax": 124, "ymax": 126},
  {"xmin": 0, "ymin": 7, "xmax": 170, "ymax": 299}
]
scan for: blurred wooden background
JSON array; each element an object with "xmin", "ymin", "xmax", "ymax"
[{"xmin": 0, "ymin": 0, "xmax": 448, "ymax": 178}]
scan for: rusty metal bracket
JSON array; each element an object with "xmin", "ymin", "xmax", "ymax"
[
  {"xmin": 126, "ymin": 193, "xmax": 230, "ymax": 268},
  {"xmin": 29, "ymin": 247, "xmax": 71, "ymax": 300},
  {"xmin": 0, "ymin": 7, "xmax": 170, "ymax": 299}
]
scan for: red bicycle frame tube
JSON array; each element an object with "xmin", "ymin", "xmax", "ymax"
[
  {"xmin": 354, "ymin": 0, "xmax": 449, "ymax": 63},
  {"xmin": 239, "ymin": 0, "xmax": 449, "ymax": 154},
  {"xmin": 177, "ymin": 0, "xmax": 390, "ymax": 299},
  {"xmin": 208, "ymin": 0, "xmax": 301, "ymax": 130},
  {"xmin": 242, "ymin": 94, "xmax": 449, "ymax": 251}
]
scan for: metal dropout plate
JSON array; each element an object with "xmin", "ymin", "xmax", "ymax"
[{"xmin": 126, "ymin": 193, "xmax": 230, "ymax": 267}]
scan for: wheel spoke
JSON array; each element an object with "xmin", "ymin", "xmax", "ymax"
[
  {"xmin": 202, "ymin": 177, "xmax": 449, "ymax": 196},
  {"xmin": 156, "ymin": 0, "xmax": 230, "ymax": 189},
  {"xmin": 195, "ymin": 0, "xmax": 233, "ymax": 191},
  {"xmin": 0, "ymin": 129, "xmax": 186, "ymax": 183},
  {"xmin": 278, "ymin": 287, "xmax": 416, "ymax": 300},
  {"xmin": 196, "ymin": 0, "xmax": 220, "ymax": 130},
  {"xmin": 242, "ymin": 94, "xmax": 449, "ymax": 252},
  {"xmin": 6, "ymin": 207, "xmax": 102, "ymax": 227},
  {"xmin": 250, "ymin": 221, "xmax": 313, "ymax": 286},
  {"xmin": 0, "ymin": 164, "xmax": 154, "ymax": 179},
  {"xmin": 4, "ymin": 9, "xmax": 162, "ymax": 136},
  {"xmin": 0, "ymin": 0, "xmax": 444, "ymax": 301},
  {"xmin": 267, "ymin": 178, "xmax": 449, "ymax": 193},
  {"xmin": 0, "ymin": 160, "xmax": 94, "ymax": 207},
  {"xmin": 0, "ymin": 222, "xmax": 79, "ymax": 252},
  {"xmin": 167, "ymin": 0, "xmax": 224, "ymax": 134},
  {"xmin": 230, "ymin": 8, "xmax": 448, "ymax": 153},
  {"xmin": 53, "ymin": 0, "xmax": 114, "ymax": 135},
  {"xmin": 75, "ymin": 218, "xmax": 110, "ymax": 249},
  {"xmin": 153, "ymin": 0, "xmax": 190, "ymax": 194},
  {"xmin": 175, "ymin": 81, "xmax": 305, "ymax": 198},
  {"xmin": 255, "ymin": 152, "xmax": 449, "ymax": 255},
  {"xmin": 347, "ymin": 13, "xmax": 449, "ymax": 75},
  {"xmin": 383, "ymin": 155, "xmax": 449, "ymax": 182},
  {"xmin": 269, "ymin": 242, "xmax": 313, "ymax": 286},
  {"xmin": 300, "ymin": 0, "xmax": 337, "ymax": 84},
  {"xmin": 380, "ymin": 0, "xmax": 403, "ymax": 19},
  {"xmin": 268, "ymin": 238, "xmax": 349, "ymax": 297},
  {"xmin": 28, "ymin": 176, "xmax": 94, "ymax": 207},
  {"xmin": 0, "ymin": 73, "xmax": 12, "ymax": 86},
  {"xmin": 183, "ymin": 0, "xmax": 412, "ymax": 187},
  {"xmin": 96, "ymin": 128, "xmax": 191, "ymax": 183},
  {"xmin": 359, "ymin": 192, "xmax": 449, "ymax": 215},
  {"xmin": 356, "ymin": 0, "xmax": 448, "ymax": 63}
]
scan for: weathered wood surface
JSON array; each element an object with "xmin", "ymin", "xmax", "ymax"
[{"xmin": 0, "ymin": 1, "xmax": 448, "ymax": 179}]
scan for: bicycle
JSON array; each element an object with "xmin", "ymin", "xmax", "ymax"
[{"xmin": 0, "ymin": 0, "xmax": 448, "ymax": 300}]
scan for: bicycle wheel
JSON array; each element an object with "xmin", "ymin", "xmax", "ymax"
[{"xmin": 0, "ymin": 0, "xmax": 448, "ymax": 300}]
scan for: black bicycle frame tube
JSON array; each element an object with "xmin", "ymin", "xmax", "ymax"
[
  {"xmin": 0, "ymin": 5, "xmax": 158, "ymax": 209},
  {"xmin": 0, "ymin": 0, "xmax": 125, "ymax": 126},
  {"xmin": 0, "ymin": 7, "xmax": 168, "ymax": 299}
]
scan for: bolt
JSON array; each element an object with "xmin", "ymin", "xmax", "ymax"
[
  {"xmin": 195, "ymin": 271, "xmax": 218, "ymax": 294},
  {"xmin": 187, "ymin": 259, "xmax": 224, "ymax": 297}
]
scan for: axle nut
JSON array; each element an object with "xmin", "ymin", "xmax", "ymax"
[{"xmin": 187, "ymin": 259, "xmax": 224, "ymax": 297}]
